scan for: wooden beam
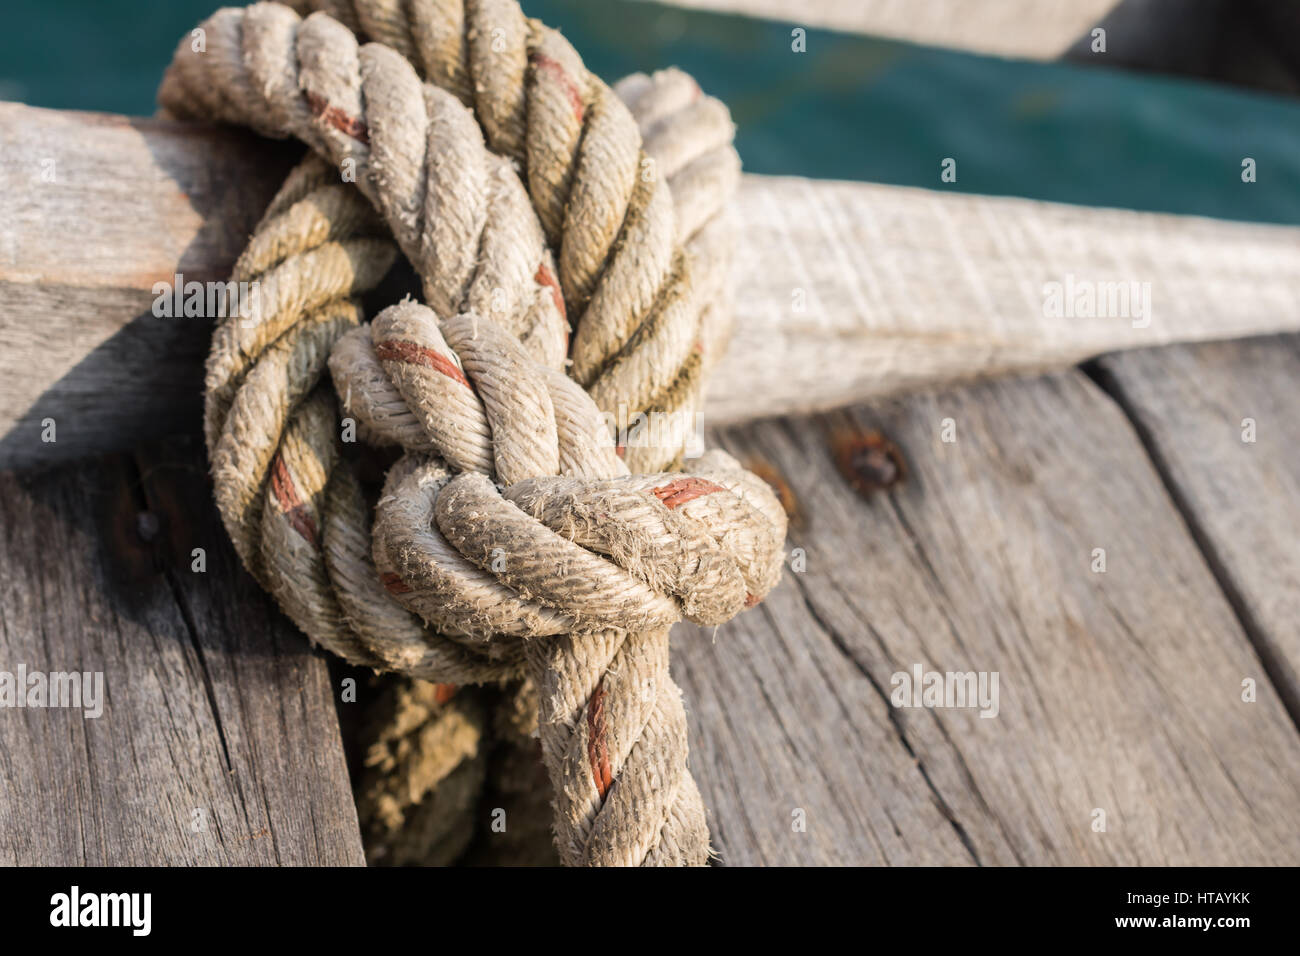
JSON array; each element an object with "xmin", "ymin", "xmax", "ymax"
[
  {"xmin": 643, "ymin": 0, "xmax": 1120, "ymax": 60},
  {"xmin": 679, "ymin": 370, "xmax": 1300, "ymax": 864},
  {"xmin": 4, "ymin": 102, "xmax": 1299, "ymax": 469},
  {"xmin": 0, "ymin": 437, "xmax": 364, "ymax": 865},
  {"xmin": 712, "ymin": 174, "xmax": 1300, "ymax": 424}
]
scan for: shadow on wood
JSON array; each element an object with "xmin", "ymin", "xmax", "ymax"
[{"xmin": 0, "ymin": 106, "xmax": 299, "ymax": 469}]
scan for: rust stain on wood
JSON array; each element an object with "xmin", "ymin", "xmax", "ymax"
[{"xmin": 832, "ymin": 428, "xmax": 907, "ymax": 497}]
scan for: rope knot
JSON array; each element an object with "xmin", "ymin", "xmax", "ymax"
[
  {"xmin": 168, "ymin": 0, "xmax": 761, "ymax": 866},
  {"xmin": 344, "ymin": 301, "xmax": 785, "ymax": 645}
]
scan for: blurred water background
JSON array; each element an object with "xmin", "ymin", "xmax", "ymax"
[{"xmin": 3, "ymin": 0, "xmax": 1298, "ymax": 224}]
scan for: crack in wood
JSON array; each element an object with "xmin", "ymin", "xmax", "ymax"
[{"xmin": 789, "ymin": 572, "xmax": 984, "ymax": 866}]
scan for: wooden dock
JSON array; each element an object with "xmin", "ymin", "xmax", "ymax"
[
  {"xmin": 5, "ymin": 340, "xmax": 1298, "ymax": 865},
  {"xmin": 680, "ymin": 346, "xmax": 1300, "ymax": 865},
  {"xmin": 2, "ymin": 0, "xmax": 1299, "ymax": 865}
]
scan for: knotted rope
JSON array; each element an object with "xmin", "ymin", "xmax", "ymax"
[
  {"xmin": 361, "ymin": 303, "xmax": 784, "ymax": 865},
  {"xmin": 159, "ymin": 0, "xmax": 783, "ymax": 866},
  {"xmin": 162, "ymin": 0, "xmax": 739, "ymax": 471}
]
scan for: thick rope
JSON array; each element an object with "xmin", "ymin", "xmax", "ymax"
[
  {"xmin": 161, "ymin": 3, "xmax": 569, "ymax": 371},
  {"xmin": 162, "ymin": 1, "xmax": 778, "ymax": 866},
  {"xmin": 339, "ymin": 65, "xmax": 740, "ymax": 863},
  {"xmin": 357, "ymin": 302, "xmax": 784, "ymax": 865},
  {"xmin": 193, "ymin": 150, "xmax": 501, "ymax": 856},
  {"xmin": 463, "ymin": 678, "xmax": 560, "ymax": 865},
  {"xmin": 357, "ymin": 678, "xmax": 487, "ymax": 865},
  {"xmin": 614, "ymin": 68, "xmax": 740, "ymax": 377},
  {"xmin": 206, "ymin": 151, "xmax": 526, "ymax": 681},
  {"xmin": 291, "ymin": 0, "xmax": 745, "ymax": 454},
  {"xmin": 164, "ymin": 1, "xmax": 739, "ymax": 471}
]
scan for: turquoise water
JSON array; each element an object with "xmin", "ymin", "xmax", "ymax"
[{"xmin": 4, "ymin": 0, "xmax": 1300, "ymax": 224}]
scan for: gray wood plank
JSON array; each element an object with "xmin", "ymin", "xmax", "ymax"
[
  {"xmin": 1094, "ymin": 335, "xmax": 1300, "ymax": 719},
  {"xmin": 675, "ymin": 369, "xmax": 1300, "ymax": 865},
  {"xmin": 0, "ymin": 438, "xmax": 364, "ymax": 865}
]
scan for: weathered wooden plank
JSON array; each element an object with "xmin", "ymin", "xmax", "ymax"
[
  {"xmin": 1064, "ymin": 1, "xmax": 1300, "ymax": 740},
  {"xmin": 6, "ymin": 103, "xmax": 1300, "ymax": 468},
  {"xmin": 1092, "ymin": 336, "xmax": 1300, "ymax": 720},
  {"xmin": 675, "ymin": 369, "xmax": 1300, "ymax": 865},
  {"xmin": 645, "ymin": 0, "xmax": 1119, "ymax": 60},
  {"xmin": 0, "ymin": 437, "xmax": 364, "ymax": 865},
  {"xmin": 712, "ymin": 174, "xmax": 1300, "ymax": 424}
]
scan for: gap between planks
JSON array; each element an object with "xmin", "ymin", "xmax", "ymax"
[{"xmin": 1088, "ymin": 338, "xmax": 1300, "ymax": 729}]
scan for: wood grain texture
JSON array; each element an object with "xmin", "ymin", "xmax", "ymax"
[
  {"xmin": 709, "ymin": 174, "xmax": 1300, "ymax": 424},
  {"xmin": 6, "ymin": 103, "xmax": 1300, "ymax": 467},
  {"xmin": 674, "ymin": 369, "xmax": 1300, "ymax": 865},
  {"xmin": 0, "ymin": 438, "xmax": 364, "ymax": 865},
  {"xmin": 1093, "ymin": 335, "xmax": 1300, "ymax": 720}
]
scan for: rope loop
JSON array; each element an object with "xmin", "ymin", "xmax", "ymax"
[{"xmin": 161, "ymin": 0, "xmax": 783, "ymax": 866}]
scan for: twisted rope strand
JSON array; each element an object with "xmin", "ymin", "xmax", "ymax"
[
  {"xmin": 161, "ymin": 3, "xmax": 568, "ymax": 370},
  {"xmin": 357, "ymin": 678, "xmax": 488, "ymax": 865},
  {"xmin": 205, "ymin": 152, "xmax": 523, "ymax": 682},
  {"xmin": 200, "ymin": 153, "xmax": 522, "ymax": 859},
  {"xmin": 285, "ymin": 0, "xmax": 741, "ymax": 468}
]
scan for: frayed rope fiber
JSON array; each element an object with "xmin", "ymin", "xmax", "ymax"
[{"xmin": 158, "ymin": 0, "xmax": 785, "ymax": 866}]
